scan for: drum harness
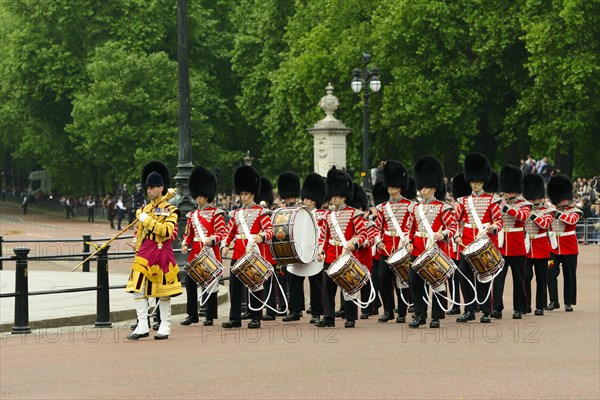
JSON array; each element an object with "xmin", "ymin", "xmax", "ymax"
[
  {"xmin": 235, "ymin": 210, "xmax": 288, "ymax": 315},
  {"xmin": 329, "ymin": 211, "xmax": 375, "ymax": 308},
  {"xmin": 190, "ymin": 211, "xmax": 222, "ymax": 304}
]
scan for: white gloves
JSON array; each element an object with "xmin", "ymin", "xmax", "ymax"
[{"xmin": 139, "ymin": 212, "xmax": 149, "ymax": 223}]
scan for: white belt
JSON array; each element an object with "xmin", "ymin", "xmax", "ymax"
[
  {"xmin": 531, "ymin": 233, "xmax": 547, "ymax": 239},
  {"xmin": 414, "ymin": 232, "xmax": 429, "ymax": 238},
  {"xmin": 235, "ymin": 234, "xmax": 248, "ymax": 239},
  {"xmin": 384, "ymin": 230, "xmax": 403, "ymax": 237},
  {"xmin": 193, "ymin": 237, "xmax": 203, "ymax": 242},
  {"xmin": 464, "ymin": 223, "xmax": 490, "ymax": 229},
  {"xmin": 555, "ymin": 231, "xmax": 575, "ymax": 237},
  {"xmin": 502, "ymin": 227, "xmax": 523, "ymax": 233},
  {"xmin": 329, "ymin": 239, "xmax": 344, "ymax": 246}
]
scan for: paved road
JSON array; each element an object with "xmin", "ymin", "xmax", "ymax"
[{"xmin": 1, "ymin": 200, "xmax": 599, "ymax": 399}]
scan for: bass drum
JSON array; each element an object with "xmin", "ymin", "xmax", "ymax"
[
  {"xmin": 270, "ymin": 207, "xmax": 318, "ymax": 265},
  {"xmin": 287, "ymin": 260, "xmax": 324, "ymax": 277}
]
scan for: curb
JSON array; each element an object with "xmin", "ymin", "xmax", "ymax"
[{"xmin": 0, "ymin": 289, "xmax": 228, "ymax": 333}]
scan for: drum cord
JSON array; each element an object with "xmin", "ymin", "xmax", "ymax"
[
  {"xmin": 398, "ymin": 284, "xmax": 413, "ymax": 307},
  {"xmin": 246, "ymin": 274, "xmax": 289, "ymax": 315},
  {"xmin": 198, "ymin": 277, "xmax": 221, "ymax": 307},
  {"xmin": 422, "ymin": 281, "xmax": 455, "ymax": 313},
  {"xmin": 345, "ymin": 278, "xmax": 376, "ymax": 309}
]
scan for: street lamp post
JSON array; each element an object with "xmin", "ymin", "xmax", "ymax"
[
  {"xmin": 243, "ymin": 150, "xmax": 254, "ymax": 166},
  {"xmin": 351, "ymin": 53, "xmax": 381, "ymax": 190}
]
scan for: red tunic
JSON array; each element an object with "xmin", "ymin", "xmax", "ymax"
[
  {"xmin": 183, "ymin": 206, "xmax": 226, "ymax": 262},
  {"xmin": 499, "ymin": 198, "xmax": 531, "ymax": 257},
  {"xmin": 318, "ymin": 205, "xmax": 367, "ymax": 264},
  {"xmin": 355, "ymin": 217, "xmax": 376, "ymax": 271},
  {"xmin": 549, "ymin": 207, "xmax": 582, "ymax": 256},
  {"xmin": 374, "ymin": 197, "xmax": 414, "ymax": 256},
  {"xmin": 223, "ymin": 204, "xmax": 274, "ymax": 260},
  {"xmin": 455, "ymin": 192, "xmax": 503, "ymax": 246},
  {"xmin": 409, "ymin": 199, "xmax": 457, "ymax": 257},
  {"xmin": 524, "ymin": 205, "xmax": 553, "ymax": 259}
]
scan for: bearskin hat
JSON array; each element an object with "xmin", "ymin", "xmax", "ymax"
[
  {"xmin": 372, "ymin": 181, "xmax": 388, "ymax": 206},
  {"xmin": 499, "ymin": 165, "xmax": 523, "ymax": 194},
  {"xmin": 277, "ymin": 171, "xmax": 301, "ymax": 199},
  {"xmin": 464, "ymin": 153, "xmax": 492, "ymax": 185},
  {"xmin": 383, "ymin": 160, "xmax": 409, "ymax": 191},
  {"xmin": 405, "ymin": 176, "xmax": 417, "ymax": 200},
  {"xmin": 435, "ymin": 181, "xmax": 447, "ymax": 201},
  {"xmin": 547, "ymin": 174, "xmax": 573, "ymax": 205},
  {"xmin": 301, "ymin": 172, "xmax": 326, "ymax": 208},
  {"xmin": 452, "ymin": 172, "xmax": 471, "ymax": 199},
  {"xmin": 233, "ymin": 165, "xmax": 260, "ymax": 195},
  {"xmin": 523, "ymin": 173, "xmax": 546, "ymax": 201},
  {"xmin": 189, "ymin": 166, "xmax": 218, "ymax": 203},
  {"xmin": 414, "ymin": 155, "xmax": 444, "ymax": 191},
  {"xmin": 325, "ymin": 166, "xmax": 354, "ymax": 202},
  {"xmin": 484, "ymin": 171, "xmax": 499, "ymax": 194},
  {"xmin": 349, "ymin": 183, "xmax": 369, "ymax": 211},
  {"xmin": 255, "ymin": 177, "xmax": 274, "ymax": 206},
  {"xmin": 142, "ymin": 160, "xmax": 170, "ymax": 195}
]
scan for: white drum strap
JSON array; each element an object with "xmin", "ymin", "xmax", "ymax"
[
  {"xmin": 237, "ymin": 210, "xmax": 254, "ymax": 247},
  {"xmin": 418, "ymin": 204, "xmax": 436, "ymax": 248},
  {"xmin": 525, "ymin": 232, "xmax": 531, "ymax": 254},
  {"xmin": 330, "ymin": 211, "xmax": 348, "ymax": 247},
  {"xmin": 192, "ymin": 212, "xmax": 208, "ymax": 243},
  {"xmin": 467, "ymin": 197, "xmax": 485, "ymax": 236},
  {"xmin": 385, "ymin": 203, "xmax": 406, "ymax": 242}
]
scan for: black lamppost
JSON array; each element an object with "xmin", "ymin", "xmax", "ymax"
[{"xmin": 351, "ymin": 53, "xmax": 381, "ymax": 190}]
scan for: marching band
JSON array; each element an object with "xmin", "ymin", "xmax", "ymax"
[{"xmin": 130, "ymin": 156, "xmax": 582, "ymax": 338}]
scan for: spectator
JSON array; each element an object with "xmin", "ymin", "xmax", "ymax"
[
  {"xmin": 86, "ymin": 196, "xmax": 96, "ymax": 222},
  {"xmin": 537, "ymin": 157, "xmax": 551, "ymax": 183},
  {"xmin": 21, "ymin": 192, "xmax": 28, "ymax": 214},
  {"xmin": 115, "ymin": 195, "xmax": 127, "ymax": 230},
  {"xmin": 65, "ymin": 197, "xmax": 75, "ymax": 219}
]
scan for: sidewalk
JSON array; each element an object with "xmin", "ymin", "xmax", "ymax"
[{"xmin": 0, "ymin": 270, "xmax": 229, "ymax": 332}]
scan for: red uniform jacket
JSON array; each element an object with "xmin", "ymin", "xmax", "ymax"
[
  {"xmin": 499, "ymin": 198, "xmax": 531, "ymax": 257},
  {"xmin": 524, "ymin": 205, "xmax": 553, "ymax": 259},
  {"xmin": 318, "ymin": 205, "xmax": 367, "ymax": 264},
  {"xmin": 409, "ymin": 200, "xmax": 457, "ymax": 257},
  {"xmin": 183, "ymin": 206, "xmax": 226, "ymax": 262},
  {"xmin": 455, "ymin": 191, "xmax": 503, "ymax": 246},
  {"xmin": 549, "ymin": 207, "xmax": 582, "ymax": 255},
  {"xmin": 374, "ymin": 197, "xmax": 414, "ymax": 256},
  {"xmin": 223, "ymin": 204, "xmax": 274, "ymax": 260},
  {"xmin": 355, "ymin": 217, "xmax": 376, "ymax": 271}
]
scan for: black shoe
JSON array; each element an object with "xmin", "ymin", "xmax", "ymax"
[
  {"xmin": 282, "ymin": 312, "xmax": 301, "ymax": 322},
  {"xmin": 306, "ymin": 307, "xmax": 312, "ymax": 314},
  {"xmin": 221, "ymin": 320, "xmax": 242, "ymax": 329},
  {"xmin": 545, "ymin": 301, "xmax": 560, "ymax": 310},
  {"xmin": 446, "ymin": 308, "xmax": 461, "ymax": 315},
  {"xmin": 480, "ymin": 314, "xmax": 491, "ymax": 323},
  {"xmin": 565, "ymin": 305, "xmax": 573, "ymax": 312},
  {"xmin": 534, "ymin": 309, "xmax": 544, "ymax": 316},
  {"xmin": 526, "ymin": 306, "xmax": 532, "ymax": 314},
  {"xmin": 130, "ymin": 322, "xmax": 138, "ymax": 331},
  {"xmin": 396, "ymin": 316, "xmax": 406, "ymax": 323},
  {"xmin": 310, "ymin": 315, "xmax": 320, "ymax": 324},
  {"xmin": 429, "ymin": 319, "xmax": 440, "ymax": 328},
  {"xmin": 512, "ymin": 312, "xmax": 522, "ymax": 319},
  {"xmin": 344, "ymin": 320, "xmax": 355, "ymax": 328},
  {"xmin": 334, "ymin": 309, "xmax": 346, "ymax": 318},
  {"xmin": 248, "ymin": 320, "xmax": 261, "ymax": 329},
  {"xmin": 491, "ymin": 310, "xmax": 503, "ymax": 319},
  {"xmin": 360, "ymin": 312, "xmax": 369, "ymax": 320},
  {"xmin": 314, "ymin": 319, "xmax": 335, "ymax": 328},
  {"xmin": 126, "ymin": 332, "xmax": 149, "ymax": 340},
  {"xmin": 152, "ymin": 322, "xmax": 160, "ymax": 331},
  {"xmin": 180, "ymin": 316, "xmax": 199, "ymax": 326},
  {"xmin": 241, "ymin": 311, "xmax": 251, "ymax": 320},
  {"xmin": 154, "ymin": 334, "xmax": 169, "ymax": 340},
  {"xmin": 378, "ymin": 312, "xmax": 394, "ymax": 323},
  {"xmin": 457, "ymin": 311, "xmax": 476, "ymax": 323},
  {"xmin": 263, "ymin": 314, "xmax": 276, "ymax": 321},
  {"xmin": 203, "ymin": 319, "xmax": 213, "ymax": 326},
  {"xmin": 409, "ymin": 315, "xmax": 426, "ymax": 328},
  {"xmin": 408, "ymin": 306, "xmax": 415, "ymax": 313}
]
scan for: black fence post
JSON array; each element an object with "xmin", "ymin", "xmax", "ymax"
[
  {"xmin": 0, "ymin": 236, "xmax": 3, "ymax": 270},
  {"xmin": 82, "ymin": 234, "xmax": 91, "ymax": 272},
  {"xmin": 95, "ymin": 245, "xmax": 112, "ymax": 328},
  {"xmin": 12, "ymin": 247, "xmax": 31, "ymax": 334}
]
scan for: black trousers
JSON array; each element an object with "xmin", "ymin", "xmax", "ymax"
[
  {"xmin": 548, "ymin": 253, "xmax": 578, "ymax": 306},
  {"xmin": 265, "ymin": 269, "xmax": 286, "ymax": 316},
  {"xmin": 185, "ymin": 276, "xmax": 218, "ymax": 320},
  {"xmin": 323, "ymin": 263, "xmax": 357, "ymax": 322},
  {"xmin": 288, "ymin": 271, "xmax": 324, "ymax": 315},
  {"xmin": 370, "ymin": 258, "xmax": 383, "ymax": 311},
  {"xmin": 459, "ymin": 255, "xmax": 491, "ymax": 314},
  {"xmin": 229, "ymin": 260, "xmax": 262, "ymax": 321},
  {"xmin": 525, "ymin": 257, "xmax": 548, "ymax": 311},
  {"xmin": 409, "ymin": 267, "xmax": 446, "ymax": 319},
  {"xmin": 449, "ymin": 259, "xmax": 462, "ymax": 310},
  {"xmin": 493, "ymin": 255, "xmax": 527, "ymax": 313},
  {"xmin": 378, "ymin": 255, "xmax": 396, "ymax": 314}
]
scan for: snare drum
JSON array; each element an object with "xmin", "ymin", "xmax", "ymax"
[
  {"xmin": 386, "ymin": 247, "xmax": 411, "ymax": 286},
  {"xmin": 327, "ymin": 254, "xmax": 370, "ymax": 296},
  {"xmin": 231, "ymin": 251, "xmax": 274, "ymax": 292},
  {"xmin": 462, "ymin": 238, "xmax": 504, "ymax": 283},
  {"xmin": 412, "ymin": 246, "xmax": 455, "ymax": 290},
  {"xmin": 184, "ymin": 250, "xmax": 223, "ymax": 290},
  {"xmin": 270, "ymin": 207, "xmax": 318, "ymax": 265}
]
